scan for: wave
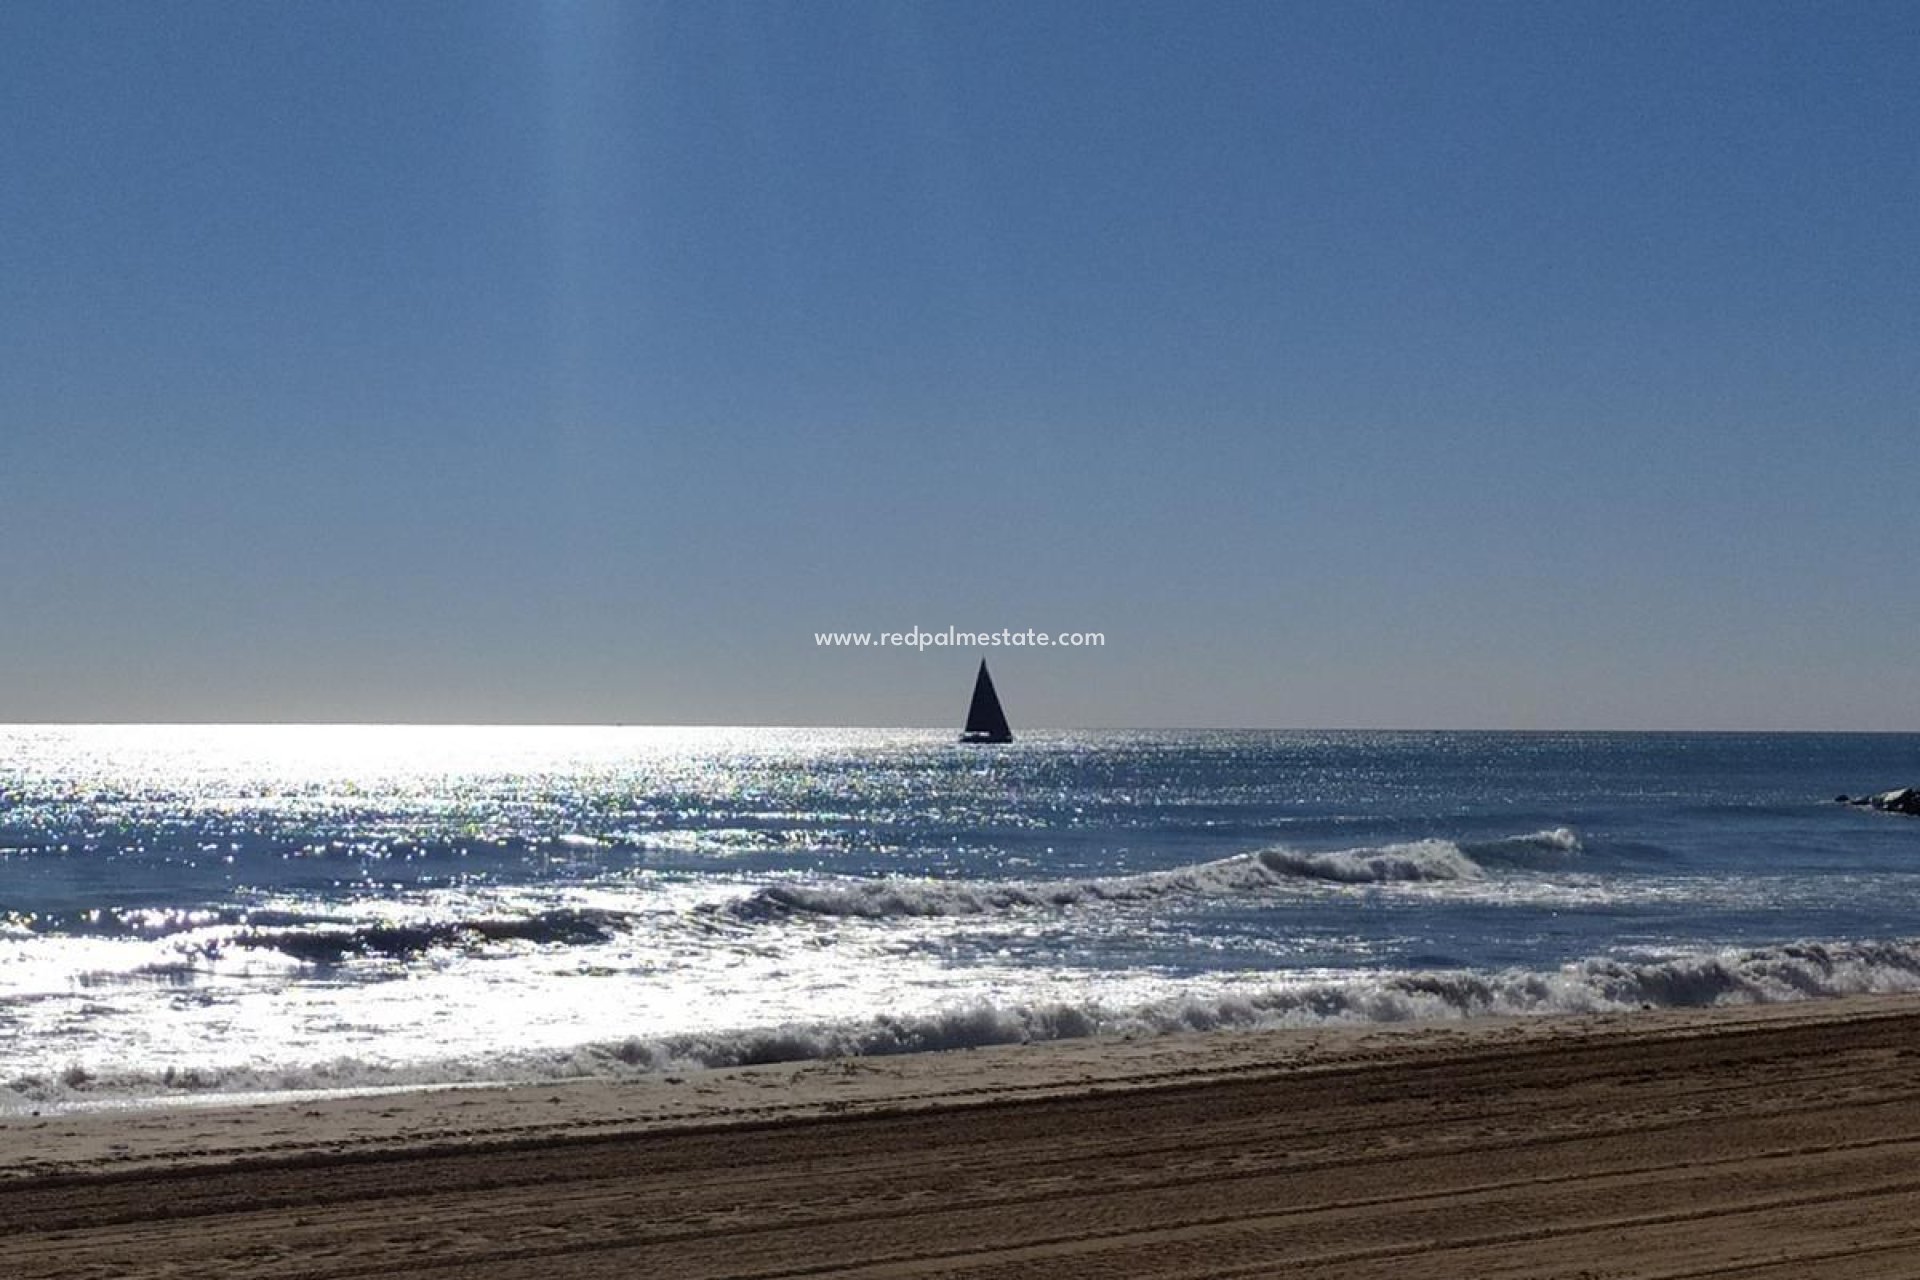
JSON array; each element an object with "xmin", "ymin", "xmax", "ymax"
[
  {"xmin": 3, "ymin": 902, "xmax": 638, "ymax": 969},
  {"xmin": 718, "ymin": 855, "xmax": 1286, "ymax": 921},
  {"xmin": 222, "ymin": 908, "xmax": 632, "ymax": 965},
  {"xmin": 15, "ymin": 937, "xmax": 1920, "ymax": 1104},
  {"xmin": 720, "ymin": 830, "xmax": 1576, "ymax": 922},
  {"xmin": 1461, "ymin": 826, "xmax": 1583, "ymax": 863},
  {"xmin": 1252, "ymin": 839, "xmax": 1482, "ymax": 884},
  {"xmin": 623, "ymin": 937, "xmax": 1920, "ymax": 1063},
  {"xmin": 6, "ymin": 906, "xmax": 250, "ymax": 939}
]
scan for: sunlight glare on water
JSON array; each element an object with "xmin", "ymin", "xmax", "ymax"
[{"xmin": 5, "ymin": 727, "xmax": 1920, "ymax": 1106}]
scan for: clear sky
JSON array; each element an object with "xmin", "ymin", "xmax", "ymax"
[{"xmin": 3, "ymin": 1, "xmax": 1915, "ymax": 729}]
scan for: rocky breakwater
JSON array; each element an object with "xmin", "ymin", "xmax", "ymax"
[{"xmin": 1837, "ymin": 787, "xmax": 1920, "ymax": 816}]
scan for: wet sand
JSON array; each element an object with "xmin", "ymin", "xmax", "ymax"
[{"xmin": 8, "ymin": 995, "xmax": 1920, "ymax": 1278}]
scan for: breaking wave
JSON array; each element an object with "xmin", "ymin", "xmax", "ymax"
[
  {"xmin": 225, "ymin": 908, "xmax": 631, "ymax": 965},
  {"xmin": 14, "ymin": 937, "xmax": 1920, "ymax": 1104},
  {"xmin": 721, "ymin": 829, "xmax": 1580, "ymax": 921},
  {"xmin": 1461, "ymin": 826, "xmax": 1583, "ymax": 863},
  {"xmin": 1252, "ymin": 839, "xmax": 1482, "ymax": 884},
  {"xmin": 29, "ymin": 907, "xmax": 637, "ymax": 970},
  {"xmin": 615, "ymin": 937, "xmax": 1920, "ymax": 1063}
]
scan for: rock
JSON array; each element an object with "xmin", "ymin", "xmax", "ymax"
[
  {"xmin": 1840, "ymin": 788, "xmax": 1920, "ymax": 814},
  {"xmin": 1879, "ymin": 787, "xmax": 1920, "ymax": 816}
]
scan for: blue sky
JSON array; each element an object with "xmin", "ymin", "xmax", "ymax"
[{"xmin": 3, "ymin": 1, "xmax": 1915, "ymax": 728}]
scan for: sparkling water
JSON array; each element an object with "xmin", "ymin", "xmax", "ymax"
[{"xmin": 3, "ymin": 725, "xmax": 1917, "ymax": 1106}]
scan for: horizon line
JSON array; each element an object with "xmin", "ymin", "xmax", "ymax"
[{"xmin": 0, "ymin": 721, "xmax": 1914, "ymax": 736}]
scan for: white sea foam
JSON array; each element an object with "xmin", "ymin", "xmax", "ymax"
[
  {"xmin": 1463, "ymin": 827, "xmax": 1583, "ymax": 861},
  {"xmin": 17, "ymin": 937, "xmax": 1916, "ymax": 1107},
  {"xmin": 722, "ymin": 832, "xmax": 1530, "ymax": 921},
  {"xmin": 1252, "ymin": 839, "xmax": 1482, "ymax": 884}
]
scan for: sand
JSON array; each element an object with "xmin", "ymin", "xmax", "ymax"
[{"xmin": 7, "ymin": 995, "xmax": 1920, "ymax": 1278}]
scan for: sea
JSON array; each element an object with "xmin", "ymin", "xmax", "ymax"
[{"xmin": 3, "ymin": 725, "xmax": 1918, "ymax": 1110}]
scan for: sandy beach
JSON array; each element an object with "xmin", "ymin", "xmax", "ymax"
[{"xmin": 6, "ymin": 995, "xmax": 1920, "ymax": 1278}]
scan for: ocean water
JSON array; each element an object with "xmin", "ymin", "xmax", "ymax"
[{"xmin": 3, "ymin": 725, "xmax": 1918, "ymax": 1108}]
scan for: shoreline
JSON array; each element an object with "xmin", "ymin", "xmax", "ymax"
[
  {"xmin": 10, "ymin": 994, "xmax": 1920, "ymax": 1276},
  {"xmin": 16, "ymin": 929, "xmax": 1920, "ymax": 1117}
]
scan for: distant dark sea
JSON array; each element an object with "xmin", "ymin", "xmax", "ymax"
[{"xmin": 3, "ymin": 726, "xmax": 1917, "ymax": 1107}]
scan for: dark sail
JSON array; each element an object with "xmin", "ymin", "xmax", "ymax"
[{"xmin": 961, "ymin": 660, "xmax": 1013, "ymax": 743}]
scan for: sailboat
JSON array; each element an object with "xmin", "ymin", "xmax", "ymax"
[{"xmin": 959, "ymin": 659, "xmax": 1013, "ymax": 744}]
